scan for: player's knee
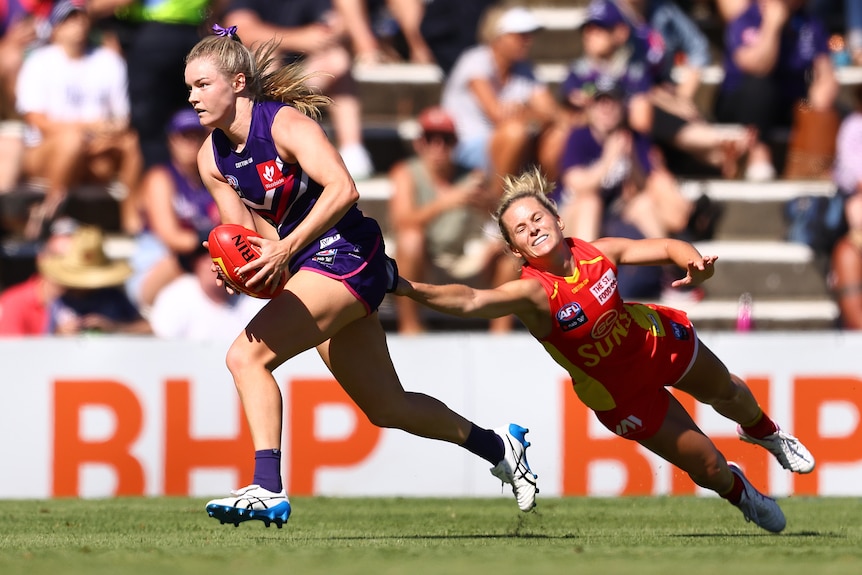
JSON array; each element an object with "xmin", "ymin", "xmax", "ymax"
[
  {"xmin": 224, "ymin": 340, "xmax": 263, "ymax": 378},
  {"xmin": 361, "ymin": 405, "xmax": 404, "ymax": 429},
  {"xmin": 360, "ymin": 395, "xmax": 414, "ymax": 429}
]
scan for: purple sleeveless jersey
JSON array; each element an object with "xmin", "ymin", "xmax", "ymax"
[{"xmin": 211, "ymin": 100, "xmax": 389, "ymax": 313}]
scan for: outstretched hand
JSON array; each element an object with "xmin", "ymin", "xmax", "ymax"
[{"xmin": 671, "ymin": 255, "xmax": 718, "ymax": 288}]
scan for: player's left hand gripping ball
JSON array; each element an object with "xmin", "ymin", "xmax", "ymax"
[{"xmin": 207, "ymin": 224, "xmax": 287, "ymax": 298}]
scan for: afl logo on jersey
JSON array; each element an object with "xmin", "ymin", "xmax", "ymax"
[
  {"xmin": 556, "ymin": 302, "xmax": 587, "ymax": 332},
  {"xmin": 256, "ymin": 160, "xmax": 286, "ymax": 191},
  {"xmin": 226, "ymin": 174, "xmax": 240, "ymax": 191}
]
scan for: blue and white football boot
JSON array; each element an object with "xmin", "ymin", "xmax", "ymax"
[
  {"xmin": 490, "ymin": 423, "xmax": 539, "ymax": 512},
  {"xmin": 206, "ymin": 484, "xmax": 291, "ymax": 528}
]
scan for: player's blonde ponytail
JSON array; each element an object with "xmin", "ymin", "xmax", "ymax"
[{"xmin": 186, "ymin": 25, "xmax": 331, "ymax": 120}]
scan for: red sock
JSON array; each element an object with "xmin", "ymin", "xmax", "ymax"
[
  {"xmin": 741, "ymin": 411, "xmax": 778, "ymax": 439},
  {"xmin": 720, "ymin": 471, "xmax": 744, "ymax": 505}
]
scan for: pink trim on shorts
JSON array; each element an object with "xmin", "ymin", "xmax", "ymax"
[{"xmin": 296, "ymin": 234, "xmax": 382, "ymax": 317}]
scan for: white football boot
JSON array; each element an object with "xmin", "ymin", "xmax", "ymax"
[
  {"xmin": 728, "ymin": 462, "xmax": 786, "ymax": 533},
  {"xmin": 205, "ymin": 484, "xmax": 291, "ymax": 528},
  {"xmin": 490, "ymin": 424, "xmax": 539, "ymax": 512},
  {"xmin": 737, "ymin": 425, "xmax": 815, "ymax": 474}
]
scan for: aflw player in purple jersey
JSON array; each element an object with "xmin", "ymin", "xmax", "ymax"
[{"xmin": 184, "ymin": 25, "xmax": 538, "ymax": 528}]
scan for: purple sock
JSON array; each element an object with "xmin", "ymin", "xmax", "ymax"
[
  {"xmin": 253, "ymin": 449, "xmax": 283, "ymax": 493},
  {"xmin": 462, "ymin": 424, "xmax": 505, "ymax": 465}
]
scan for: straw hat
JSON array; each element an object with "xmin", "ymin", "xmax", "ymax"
[{"xmin": 38, "ymin": 226, "xmax": 132, "ymax": 289}]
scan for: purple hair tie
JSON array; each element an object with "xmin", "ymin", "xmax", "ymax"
[{"xmin": 212, "ymin": 24, "xmax": 238, "ymax": 38}]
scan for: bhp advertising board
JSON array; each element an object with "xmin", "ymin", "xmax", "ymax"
[{"xmin": 0, "ymin": 333, "xmax": 860, "ymax": 499}]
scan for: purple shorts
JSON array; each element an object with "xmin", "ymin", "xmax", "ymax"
[{"xmin": 293, "ymin": 217, "xmax": 390, "ymax": 315}]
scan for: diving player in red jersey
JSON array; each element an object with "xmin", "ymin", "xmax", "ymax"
[
  {"xmin": 185, "ymin": 25, "xmax": 538, "ymax": 528},
  {"xmin": 396, "ymin": 167, "xmax": 816, "ymax": 533}
]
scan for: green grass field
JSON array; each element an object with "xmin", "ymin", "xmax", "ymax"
[{"xmin": 1, "ymin": 496, "xmax": 860, "ymax": 575}]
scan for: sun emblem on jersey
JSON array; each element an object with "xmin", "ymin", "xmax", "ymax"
[
  {"xmin": 256, "ymin": 160, "xmax": 286, "ymax": 191},
  {"xmin": 590, "ymin": 309, "xmax": 619, "ymax": 339}
]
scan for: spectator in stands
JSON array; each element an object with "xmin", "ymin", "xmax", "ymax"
[
  {"xmin": 0, "ymin": 217, "xmax": 78, "ymax": 336},
  {"xmin": 809, "ymin": 0, "xmax": 862, "ymax": 66},
  {"xmin": 223, "ymin": 0, "xmax": 375, "ymax": 180},
  {"xmin": 379, "ymin": 0, "xmax": 437, "ymax": 64},
  {"xmin": 714, "ymin": 0, "xmax": 749, "ymax": 22},
  {"xmin": 149, "ymin": 243, "xmax": 266, "ymax": 340},
  {"xmin": 830, "ymin": 84, "xmax": 862, "ymax": 329},
  {"xmin": 714, "ymin": 0, "xmax": 839, "ymax": 181},
  {"xmin": 87, "ymin": 1, "xmax": 213, "ymax": 173},
  {"xmin": 0, "ymin": 0, "xmax": 52, "ymax": 195},
  {"xmin": 330, "ymin": 0, "xmax": 394, "ymax": 64},
  {"xmin": 830, "ymin": 194, "xmax": 862, "ymax": 329},
  {"xmin": 833, "ymin": 85, "xmax": 862, "ymax": 202},
  {"xmin": 38, "ymin": 225, "xmax": 151, "ymax": 335},
  {"xmin": 388, "ymin": 106, "xmax": 518, "ymax": 334},
  {"xmin": 364, "ymin": 0, "xmax": 499, "ymax": 73},
  {"xmin": 441, "ymin": 5, "xmax": 560, "ymax": 198},
  {"xmin": 331, "ymin": 0, "xmax": 435, "ymax": 65},
  {"xmin": 618, "ymin": 0, "xmax": 712, "ymax": 100},
  {"xmin": 566, "ymin": 0, "xmax": 752, "ymax": 178},
  {"xmin": 556, "ymin": 77, "xmax": 691, "ymax": 299},
  {"xmin": 15, "ymin": 1, "xmax": 142, "ymax": 238},
  {"xmin": 126, "ymin": 108, "xmax": 219, "ymax": 310},
  {"xmin": 338, "ymin": 0, "xmax": 499, "ymax": 73}
]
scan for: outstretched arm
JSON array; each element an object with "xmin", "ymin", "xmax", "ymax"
[
  {"xmin": 395, "ymin": 276, "xmax": 550, "ymax": 333},
  {"xmin": 592, "ymin": 237, "xmax": 717, "ymax": 288}
]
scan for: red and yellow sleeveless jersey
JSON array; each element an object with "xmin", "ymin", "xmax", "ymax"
[{"xmin": 521, "ymin": 238, "xmax": 697, "ymax": 412}]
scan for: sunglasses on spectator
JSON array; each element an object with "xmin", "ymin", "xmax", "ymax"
[{"xmin": 422, "ymin": 131, "xmax": 457, "ymax": 146}]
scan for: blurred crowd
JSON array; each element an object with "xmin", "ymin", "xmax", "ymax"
[{"xmin": 1, "ymin": 0, "xmax": 862, "ymax": 335}]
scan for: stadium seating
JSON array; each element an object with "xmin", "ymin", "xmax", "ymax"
[{"xmin": 0, "ymin": 2, "xmax": 850, "ymax": 330}]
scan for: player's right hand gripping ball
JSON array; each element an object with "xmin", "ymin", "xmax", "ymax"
[{"xmin": 207, "ymin": 224, "xmax": 287, "ymax": 299}]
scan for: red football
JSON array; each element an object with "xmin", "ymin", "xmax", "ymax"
[{"xmin": 207, "ymin": 224, "xmax": 286, "ymax": 299}]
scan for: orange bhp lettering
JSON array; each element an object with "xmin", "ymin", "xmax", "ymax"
[
  {"xmin": 163, "ymin": 379, "xmax": 254, "ymax": 495},
  {"xmin": 562, "ymin": 379, "xmax": 655, "ymax": 495},
  {"xmin": 53, "ymin": 380, "xmax": 145, "ymax": 496},
  {"xmin": 794, "ymin": 377, "xmax": 862, "ymax": 495},
  {"xmin": 288, "ymin": 379, "xmax": 382, "ymax": 495},
  {"xmin": 670, "ymin": 378, "xmax": 771, "ymax": 494}
]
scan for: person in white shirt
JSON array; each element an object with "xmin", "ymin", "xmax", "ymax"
[
  {"xmin": 149, "ymin": 245, "xmax": 267, "ymax": 341},
  {"xmin": 441, "ymin": 5, "xmax": 561, "ymax": 197},
  {"xmin": 15, "ymin": 0, "xmax": 142, "ymax": 238}
]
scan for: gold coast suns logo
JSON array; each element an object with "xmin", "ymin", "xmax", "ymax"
[
  {"xmin": 590, "ymin": 309, "xmax": 619, "ymax": 339},
  {"xmin": 256, "ymin": 160, "xmax": 285, "ymax": 191},
  {"xmin": 579, "ymin": 309, "xmax": 633, "ymax": 367}
]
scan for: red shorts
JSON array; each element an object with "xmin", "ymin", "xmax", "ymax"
[{"xmin": 591, "ymin": 304, "xmax": 699, "ymax": 441}]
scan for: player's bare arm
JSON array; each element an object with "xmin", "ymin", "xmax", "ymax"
[
  {"xmin": 397, "ymin": 277, "xmax": 550, "ymax": 334},
  {"xmin": 269, "ymin": 106, "xmax": 359, "ymax": 257},
  {"xmin": 197, "ymin": 136, "xmax": 257, "ymax": 231}
]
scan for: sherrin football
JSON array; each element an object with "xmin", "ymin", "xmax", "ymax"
[{"xmin": 207, "ymin": 224, "xmax": 287, "ymax": 299}]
